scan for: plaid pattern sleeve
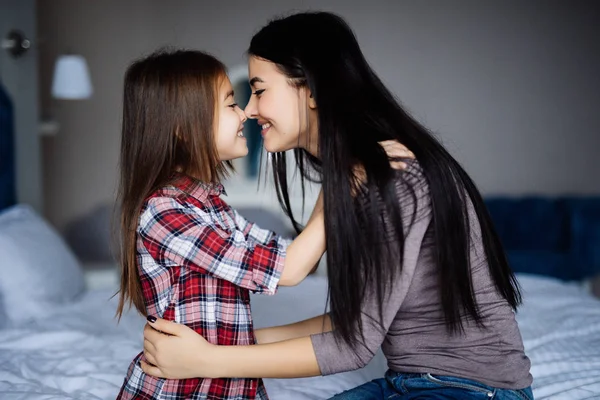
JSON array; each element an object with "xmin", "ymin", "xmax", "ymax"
[
  {"xmin": 140, "ymin": 197, "xmax": 286, "ymax": 295},
  {"xmin": 232, "ymin": 208, "xmax": 294, "ymax": 248}
]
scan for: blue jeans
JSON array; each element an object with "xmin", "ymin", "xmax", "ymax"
[{"xmin": 329, "ymin": 371, "xmax": 534, "ymax": 400}]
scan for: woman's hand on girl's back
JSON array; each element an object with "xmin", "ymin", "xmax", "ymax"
[{"xmin": 140, "ymin": 317, "xmax": 218, "ymax": 379}]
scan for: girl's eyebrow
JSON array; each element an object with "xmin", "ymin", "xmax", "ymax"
[
  {"xmin": 249, "ymin": 77, "xmax": 264, "ymax": 87},
  {"xmin": 225, "ymin": 90, "xmax": 234, "ymax": 99}
]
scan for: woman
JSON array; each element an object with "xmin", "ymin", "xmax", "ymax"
[{"xmin": 140, "ymin": 11, "xmax": 533, "ymax": 400}]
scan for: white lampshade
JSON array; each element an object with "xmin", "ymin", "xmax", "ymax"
[{"xmin": 51, "ymin": 55, "xmax": 93, "ymax": 99}]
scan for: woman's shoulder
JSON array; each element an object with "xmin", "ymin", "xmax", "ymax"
[
  {"xmin": 394, "ymin": 158, "xmax": 426, "ymax": 183},
  {"xmin": 392, "ymin": 160, "xmax": 430, "ymax": 203}
]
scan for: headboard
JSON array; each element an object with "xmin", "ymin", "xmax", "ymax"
[
  {"xmin": 0, "ymin": 82, "xmax": 16, "ymax": 212},
  {"xmin": 485, "ymin": 197, "xmax": 600, "ymax": 281}
]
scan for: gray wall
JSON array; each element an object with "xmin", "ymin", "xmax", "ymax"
[
  {"xmin": 37, "ymin": 0, "xmax": 600, "ymax": 230},
  {"xmin": 1, "ymin": 0, "xmax": 42, "ymax": 213}
]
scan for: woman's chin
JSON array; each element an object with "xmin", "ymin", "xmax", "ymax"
[{"xmin": 264, "ymin": 140, "xmax": 291, "ymax": 154}]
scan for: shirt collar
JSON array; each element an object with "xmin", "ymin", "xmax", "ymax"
[{"xmin": 171, "ymin": 173, "xmax": 226, "ymax": 200}]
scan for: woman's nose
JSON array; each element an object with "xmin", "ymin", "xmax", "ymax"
[{"xmin": 244, "ymin": 96, "xmax": 257, "ymax": 119}]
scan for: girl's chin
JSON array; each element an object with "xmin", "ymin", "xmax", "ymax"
[{"xmin": 238, "ymin": 146, "xmax": 249, "ymax": 158}]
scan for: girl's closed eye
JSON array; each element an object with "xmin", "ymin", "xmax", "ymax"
[{"xmin": 228, "ymin": 103, "xmax": 238, "ymax": 109}]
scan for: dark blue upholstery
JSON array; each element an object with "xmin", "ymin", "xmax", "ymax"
[
  {"xmin": 0, "ymin": 82, "xmax": 16, "ymax": 212},
  {"xmin": 485, "ymin": 197, "xmax": 600, "ymax": 281}
]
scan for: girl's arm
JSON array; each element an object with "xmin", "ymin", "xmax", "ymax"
[
  {"xmin": 254, "ymin": 313, "xmax": 332, "ymax": 344},
  {"xmin": 140, "ymin": 193, "xmax": 324, "ymax": 297},
  {"xmin": 230, "ymin": 190, "xmax": 325, "ymax": 287},
  {"xmin": 279, "ymin": 190, "xmax": 324, "ymax": 285}
]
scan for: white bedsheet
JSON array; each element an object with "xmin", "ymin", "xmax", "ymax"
[
  {"xmin": 516, "ymin": 274, "xmax": 600, "ymax": 399},
  {"xmin": 0, "ymin": 274, "xmax": 598, "ymax": 399}
]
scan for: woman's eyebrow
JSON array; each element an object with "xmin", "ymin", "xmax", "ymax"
[{"xmin": 249, "ymin": 77, "xmax": 264, "ymax": 87}]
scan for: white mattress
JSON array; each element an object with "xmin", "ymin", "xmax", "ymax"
[{"xmin": 0, "ymin": 274, "xmax": 598, "ymax": 399}]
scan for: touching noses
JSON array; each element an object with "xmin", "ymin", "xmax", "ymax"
[
  {"xmin": 235, "ymin": 106, "xmax": 247, "ymax": 123},
  {"xmin": 244, "ymin": 96, "xmax": 257, "ymax": 120}
]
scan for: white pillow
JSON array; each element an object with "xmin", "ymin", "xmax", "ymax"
[
  {"xmin": 0, "ymin": 284, "xmax": 6, "ymax": 329},
  {"xmin": 0, "ymin": 204, "xmax": 85, "ymax": 324}
]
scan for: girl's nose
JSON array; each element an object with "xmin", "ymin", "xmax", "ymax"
[{"xmin": 236, "ymin": 105, "xmax": 247, "ymax": 123}]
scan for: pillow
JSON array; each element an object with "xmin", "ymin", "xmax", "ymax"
[
  {"xmin": 0, "ymin": 284, "xmax": 6, "ymax": 329},
  {"xmin": 0, "ymin": 204, "xmax": 85, "ymax": 324}
]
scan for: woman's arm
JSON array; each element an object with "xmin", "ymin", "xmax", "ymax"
[
  {"xmin": 217, "ymin": 336, "xmax": 320, "ymax": 378},
  {"xmin": 141, "ymin": 318, "xmax": 322, "ymax": 379},
  {"xmin": 254, "ymin": 313, "xmax": 332, "ymax": 344}
]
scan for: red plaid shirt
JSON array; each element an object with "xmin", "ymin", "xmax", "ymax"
[{"xmin": 118, "ymin": 174, "xmax": 290, "ymax": 399}]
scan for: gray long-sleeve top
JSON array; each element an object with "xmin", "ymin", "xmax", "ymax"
[{"xmin": 310, "ymin": 162, "xmax": 532, "ymax": 389}]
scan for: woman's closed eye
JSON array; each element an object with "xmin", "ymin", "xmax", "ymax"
[{"xmin": 252, "ymin": 89, "xmax": 265, "ymax": 97}]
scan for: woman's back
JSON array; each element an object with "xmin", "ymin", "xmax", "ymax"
[
  {"xmin": 311, "ymin": 161, "xmax": 532, "ymax": 389},
  {"xmin": 387, "ymin": 172, "xmax": 531, "ymax": 388}
]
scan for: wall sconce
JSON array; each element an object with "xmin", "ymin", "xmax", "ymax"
[
  {"xmin": 40, "ymin": 54, "xmax": 93, "ymax": 136},
  {"xmin": 1, "ymin": 30, "xmax": 31, "ymax": 58},
  {"xmin": 2, "ymin": 28, "xmax": 93, "ymax": 136}
]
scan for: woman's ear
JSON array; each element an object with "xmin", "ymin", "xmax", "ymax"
[{"xmin": 308, "ymin": 91, "xmax": 317, "ymax": 110}]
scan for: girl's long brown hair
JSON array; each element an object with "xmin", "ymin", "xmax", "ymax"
[{"xmin": 115, "ymin": 49, "xmax": 230, "ymax": 319}]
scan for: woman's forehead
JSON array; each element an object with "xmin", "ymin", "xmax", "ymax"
[{"xmin": 248, "ymin": 56, "xmax": 278, "ymax": 80}]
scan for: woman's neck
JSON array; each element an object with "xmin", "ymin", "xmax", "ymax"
[{"xmin": 302, "ymin": 122, "xmax": 320, "ymax": 159}]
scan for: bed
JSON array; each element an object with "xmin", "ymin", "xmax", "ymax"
[
  {"xmin": 0, "ymin": 264, "xmax": 599, "ymax": 399},
  {"xmin": 1, "ymin": 198, "xmax": 600, "ymax": 400}
]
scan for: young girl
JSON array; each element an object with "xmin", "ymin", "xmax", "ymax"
[
  {"xmin": 140, "ymin": 12, "xmax": 534, "ymax": 400},
  {"xmin": 114, "ymin": 49, "xmax": 330, "ymax": 400}
]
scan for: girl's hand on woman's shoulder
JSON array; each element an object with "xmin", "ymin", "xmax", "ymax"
[
  {"xmin": 378, "ymin": 140, "xmax": 415, "ymax": 170},
  {"xmin": 352, "ymin": 141, "xmax": 415, "ymax": 192}
]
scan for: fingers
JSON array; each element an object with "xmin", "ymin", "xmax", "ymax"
[
  {"xmin": 144, "ymin": 322, "xmax": 164, "ymax": 343},
  {"xmin": 386, "ymin": 147, "xmax": 414, "ymax": 159},
  {"xmin": 379, "ymin": 140, "xmax": 405, "ymax": 150},
  {"xmin": 143, "ymin": 339, "xmax": 158, "ymax": 366},
  {"xmin": 379, "ymin": 140, "xmax": 415, "ymax": 159},
  {"xmin": 140, "ymin": 359, "xmax": 166, "ymax": 379},
  {"xmin": 146, "ymin": 316, "xmax": 181, "ymax": 336},
  {"xmin": 390, "ymin": 161, "xmax": 407, "ymax": 170}
]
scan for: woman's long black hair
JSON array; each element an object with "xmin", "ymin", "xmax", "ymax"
[{"xmin": 249, "ymin": 11, "xmax": 521, "ymax": 347}]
